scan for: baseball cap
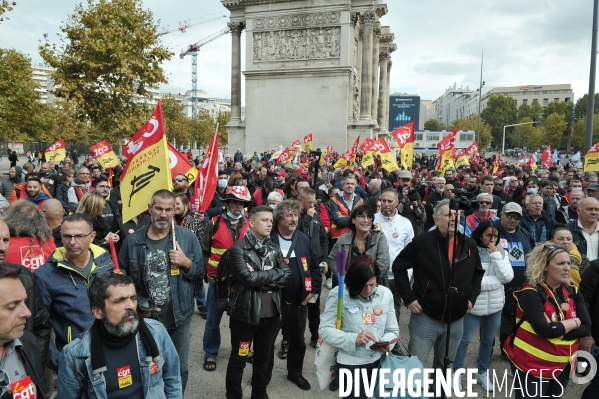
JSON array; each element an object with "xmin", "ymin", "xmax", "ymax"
[
  {"xmin": 503, "ymin": 202, "xmax": 522, "ymax": 215},
  {"xmin": 588, "ymin": 183, "xmax": 599, "ymax": 191},
  {"xmin": 276, "ymin": 171, "xmax": 287, "ymax": 178},
  {"xmin": 398, "ymin": 170, "xmax": 412, "ymax": 179}
]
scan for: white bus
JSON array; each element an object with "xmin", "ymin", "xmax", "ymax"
[{"xmin": 412, "ymin": 130, "xmax": 477, "ymax": 155}]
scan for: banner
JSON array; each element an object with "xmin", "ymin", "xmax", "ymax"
[
  {"xmin": 371, "ymin": 138, "xmax": 399, "ymax": 172},
  {"xmin": 585, "ymin": 142, "xmax": 599, "ymax": 172},
  {"xmin": 277, "ymin": 147, "xmax": 291, "ymax": 164},
  {"xmin": 45, "ymin": 140, "xmax": 66, "ymax": 162},
  {"xmin": 167, "ymin": 142, "xmax": 198, "ymax": 184},
  {"xmin": 120, "ymin": 100, "xmax": 172, "ymax": 223},
  {"xmin": 390, "ymin": 121, "xmax": 415, "ymax": 169},
  {"xmin": 304, "ymin": 133, "xmax": 313, "ymax": 151},
  {"xmin": 90, "ymin": 140, "xmax": 120, "ymax": 169},
  {"xmin": 194, "ymin": 127, "xmax": 220, "ymax": 213},
  {"xmin": 437, "ymin": 127, "xmax": 458, "ymax": 154}
]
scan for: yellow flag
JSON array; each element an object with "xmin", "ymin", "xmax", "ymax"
[
  {"xmin": 455, "ymin": 155, "xmax": 469, "ymax": 169},
  {"xmin": 371, "ymin": 138, "xmax": 399, "ymax": 172},
  {"xmin": 361, "ymin": 151, "xmax": 375, "ymax": 168},
  {"xmin": 45, "ymin": 140, "xmax": 66, "ymax": 162},
  {"xmin": 440, "ymin": 150, "xmax": 455, "ymax": 174},
  {"xmin": 90, "ymin": 140, "xmax": 121, "ymax": 169},
  {"xmin": 121, "ymin": 101, "xmax": 173, "ymax": 223},
  {"xmin": 399, "ymin": 142, "xmax": 414, "ymax": 169},
  {"xmin": 303, "ymin": 133, "xmax": 313, "ymax": 151}
]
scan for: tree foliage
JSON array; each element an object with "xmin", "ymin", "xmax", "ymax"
[
  {"xmin": 216, "ymin": 110, "xmax": 231, "ymax": 145},
  {"xmin": 447, "ymin": 114, "xmax": 492, "ymax": 149},
  {"xmin": 514, "ymin": 117, "xmax": 543, "ymax": 150},
  {"xmin": 39, "ymin": 99, "xmax": 89, "ymax": 144},
  {"xmin": 0, "ymin": 48, "xmax": 43, "ymax": 144},
  {"xmin": 480, "ymin": 95, "xmax": 517, "ymax": 145},
  {"xmin": 544, "ymin": 112, "xmax": 568, "ymax": 149},
  {"xmin": 574, "ymin": 94, "xmax": 599, "ymax": 119},
  {"xmin": 39, "ymin": 0, "xmax": 173, "ymax": 148},
  {"xmin": 572, "ymin": 115, "xmax": 599, "ymax": 149},
  {"xmin": 0, "ymin": 1, "xmax": 16, "ymax": 22},
  {"xmin": 161, "ymin": 96, "xmax": 193, "ymax": 147},
  {"xmin": 423, "ymin": 118, "xmax": 446, "ymax": 130},
  {"xmin": 517, "ymin": 100, "xmax": 542, "ymax": 122}
]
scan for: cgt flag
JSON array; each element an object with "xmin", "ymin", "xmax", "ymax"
[
  {"xmin": 437, "ymin": 127, "xmax": 458, "ymax": 154},
  {"xmin": 349, "ymin": 135, "xmax": 361, "ymax": 168},
  {"xmin": 120, "ymin": 100, "xmax": 172, "ymax": 223},
  {"xmin": 584, "ymin": 142, "xmax": 599, "ymax": 172},
  {"xmin": 390, "ymin": 121, "xmax": 415, "ymax": 169},
  {"xmin": 465, "ymin": 141, "xmax": 479, "ymax": 156},
  {"xmin": 167, "ymin": 142, "xmax": 198, "ymax": 185},
  {"xmin": 304, "ymin": 133, "xmax": 313, "ymax": 151},
  {"xmin": 277, "ymin": 147, "xmax": 291, "ymax": 164},
  {"xmin": 371, "ymin": 138, "xmax": 399, "ymax": 172},
  {"xmin": 90, "ymin": 140, "xmax": 120, "ymax": 169},
  {"xmin": 194, "ymin": 126, "xmax": 220, "ymax": 213},
  {"xmin": 540, "ymin": 146, "xmax": 552, "ymax": 168},
  {"xmin": 45, "ymin": 140, "xmax": 66, "ymax": 162},
  {"xmin": 334, "ymin": 151, "xmax": 352, "ymax": 168},
  {"xmin": 360, "ymin": 138, "xmax": 376, "ymax": 168}
]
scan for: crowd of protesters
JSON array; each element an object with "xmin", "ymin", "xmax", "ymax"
[{"xmin": 2, "ymin": 145, "xmax": 599, "ymax": 399}]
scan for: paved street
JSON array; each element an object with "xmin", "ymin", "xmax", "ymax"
[{"xmin": 0, "ymin": 155, "xmax": 589, "ymax": 399}]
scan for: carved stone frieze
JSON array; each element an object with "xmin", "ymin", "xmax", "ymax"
[
  {"xmin": 253, "ymin": 11, "xmax": 340, "ymax": 31},
  {"xmin": 362, "ymin": 11, "xmax": 376, "ymax": 25},
  {"xmin": 253, "ymin": 27, "xmax": 341, "ymax": 62},
  {"xmin": 228, "ymin": 22, "xmax": 245, "ymax": 35},
  {"xmin": 379, "ymin": 51, "xmax": 390, "ymax": 62}
]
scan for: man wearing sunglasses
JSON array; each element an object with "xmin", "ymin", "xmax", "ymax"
[
  {"xmin": 172, "ymin": 174, "xmax": 190, "ymax": 198},
  {"xmin": 465, "ymin": 193, "xmax": 500, "ymax": 236},
  {"xmin": 0, "ymin": 266, "xmax": 44, "ymax": 399}
]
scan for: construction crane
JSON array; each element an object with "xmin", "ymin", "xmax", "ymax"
[
  {"xmin": 158, "ymin": 14, "xmax": 226, "ymax": 36},
  {"xmin": 180, "ymin": 27, "xmax": 230, "ymax": 119}
]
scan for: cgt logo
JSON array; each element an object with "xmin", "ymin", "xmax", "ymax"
[
  {"xmin": 117, "ymin": 366, "xmax": 132, "ymax": 378},
  {"xmin": 93, "ymin": 145, "xmax": 109, "ymax": 157},
  {"xmin": 573, "ymin": 351, "xmax": 597, "ymax": 384}
]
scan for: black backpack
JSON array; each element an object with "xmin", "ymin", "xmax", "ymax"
[{"xmin": 215, "ymin": 248, "xmax": 234, "ymax": 312}]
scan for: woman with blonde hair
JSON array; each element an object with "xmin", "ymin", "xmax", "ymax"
[
  {"xmin": 76, "ymin": 191, "xmax": 119, "ymax": 249},
  {"xmin": 503, "ymin": 244, "xmax": 591, "ymax": 398}
]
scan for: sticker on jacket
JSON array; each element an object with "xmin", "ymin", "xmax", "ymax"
[
  {"xmin": 11, "ymin": 375, "xmax": 36, "ymax": 399},
  {"xmin": 117, "ymin": 366, "xmax": 133, "ymax": 389},
  {"xmin": 239, "ymin": 341, "xmax": 251, "ymax": 356}
]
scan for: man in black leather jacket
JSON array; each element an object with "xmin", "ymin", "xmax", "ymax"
[{"xmin": 225, "ymin": 205, "xmax": 291, "ymax": 399}]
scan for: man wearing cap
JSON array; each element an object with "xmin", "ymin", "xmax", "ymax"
[
  {"xmin": 587, "ymin": 183, "xmax": 599, "ymax": 200},
  {"xmin": 465, "ymin": 193, "xmax": 500, "ymax": 236},
  {"xmin": 276, "ymin": 171, "xmax": 286, "ymax": 188},
  {"xmin": 557, "ymin": 188, "xmax": 585, "ymax": 224},
  {"xmin": 567, "ymin": 197, "xmax": 599, "ymax": 261},
  {"xmin": 397, "ymin": 170, "xmax": 425, "ymax": 236},
  {"xmin": 201, "ymin": 186, "xmax": 251, "ymax": 372}
]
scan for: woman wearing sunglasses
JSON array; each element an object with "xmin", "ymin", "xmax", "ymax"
[
  {"xmin": 453, "ymin": 221, "xmax": 513, "ymax": 392},
  {"xmin": 503, "ymin": 244, "xmax": 591, "ymax": 398}
]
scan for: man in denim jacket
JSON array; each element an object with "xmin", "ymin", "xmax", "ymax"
[
  {"xmin": 119, "ymin": 190, "xmax": 204, "ymax": 392},
  {"xmin": 57, "ymin": 273, "xmax": 182, "ymax": 399}
]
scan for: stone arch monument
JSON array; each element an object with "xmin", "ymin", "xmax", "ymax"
[{"xmin": 221, "ymin": 0, "xmax": 395, "ymax": 154}]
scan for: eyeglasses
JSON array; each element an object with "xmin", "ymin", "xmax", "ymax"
[
  {"xmin": 60, "ymin": 232, "xmax": 93, "ymax": 243},
  {"xmin": 505, "ymin": 213, "xmax": 521, "ymax": 220},
  {"xmin": 173, "ymin": 178, "xmax": 188, "ymax": 183},
  {"xmin": 478, "ymin": 201, "xmax": 491, "ymax": 205},
  {"xmin": 543, "ymin": 243, "xmax": 567, "ymax": 257},
  {"xmin": 494, "ymin": 183, "xmax": 503, "ymax": 186},
  {"xmin": 0, "ymin": 370, "xmax": 12, "ymax": 399}
]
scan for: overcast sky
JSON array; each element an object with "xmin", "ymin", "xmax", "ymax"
[{"xmin": 0, "ymin": 0, "xmax": 594, "ymax": 103}]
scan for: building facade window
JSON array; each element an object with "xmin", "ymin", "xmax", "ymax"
[
  {"xmin": 523, "ymin": 99, "xmax": 528, "ymax": 104},
  {"xmin": 543, "ymin": 98, "xmax": 549, "ymax": 105},
  {"xmin": 565, "ymin": 98, "xmax": 571, "ymax": 103},
  {"xmin": 554, "ymin": 98, "xmax": 559, "ymax": 103}
]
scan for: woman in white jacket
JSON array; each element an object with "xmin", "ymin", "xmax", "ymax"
[{"xmin": 453, "ymin": 221, "xmax": 513, "ymax": 392}]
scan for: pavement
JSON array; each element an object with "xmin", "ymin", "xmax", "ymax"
[{"xmin": 0, "ymin": 155, "xmax": 589, "ymax": 399}]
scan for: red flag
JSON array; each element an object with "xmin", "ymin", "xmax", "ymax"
[
  {"xmin": 122, "ymin": 105, "xmax": 166, "ymax": 161},
  {"xmin": 465, "ymin": 141, "xmax": 479, "ymax": 156},
  {"xmin": 195, "ymin": 127, "xmax": 220, "ymax": 213},
  {"xmin": 437, "ymin": 127, "xmax": 458, "ymax": 154},
  {"xmin": 483, "ymin": 164, "xmax": 488, "ymax": 176},
  {"xmin": 291, "ymin": 139, "xmax": 301, "ymax": 149},
  {"xmin": 589, "ymin": 142, "xmax": 599, "ymax": 153},
  {"xmin": 277, "ymin": 147, "xmax": 291, "ymax": 164},
  {"xmin": 109, "ymin": 237, "xmax": 120, "ymax": 272},
  {"xmin": 450, "ymin": 146, "xmax": 457, "ymax": 159},
  {"xmin": 360, "ymin": 137, "xmax": 376, "ymax": 152},
  {"xmin": 350, "ymin": 136, "xmax": 361, "ymax": 157},
  {"xmin": 342, "ymin": 151, "xmax": 352, "ymax": 163},
  {"xmin": 167, "ymin": 142, "xmax": 198, "ymax": 184},
  {"xmin": 303, "ymin": 133, "xmax": 313, "ymax": 150},
  {"xmin": 540, "ymin": 146, "xmax": 552, "ymax": 168},
  {"xmin": 390, "ymin": 121, "xmax": 415, "ymax": 146}
]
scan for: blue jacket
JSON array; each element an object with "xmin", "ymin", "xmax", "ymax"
[
  {"xmin": 497, "ymin": 224, "xmax": 535, "ymax": 291},
  {"xmin": 118, "ymin": 224, "xmax": 205, "ymax": 327},
  {"xmin": 34, "ymin": 244, "xmax": 115, "ymax": 370},
  {"xmin": 334, "ymin": 180, "xmax": 368, "ymax": 200},
  {"xmin": 57, "ymin": 319, "xmax": 182, "ymax": 399},
  {"xmin": 319, "ymin": 285, "xmax": 399, "ymax": 361},
  {"xmin": 519, "ymin": 210, "xmax": 555, "ymax": 244}
]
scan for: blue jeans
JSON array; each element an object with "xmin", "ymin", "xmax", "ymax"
[
  {"xmin": 195, "ymin": 282, "xmax": 207, "ymax": 314},
  {"xmin": 167, "ymin": 320, "xmax": 191, "ymax": 393},
  {"xmin": 408, "ymin": 312, "xmax": 464, "ymax": 369},
  {"xmin": 514, "ymin": 364, "xmax": 570, "ymax": 398},
  {"xmin": 203, "ymin": 281, "xmax": 225, "ymax": 359},
  {"xmin": 453, "ymin": 310, "xmax": 502, "ymax": 373}
]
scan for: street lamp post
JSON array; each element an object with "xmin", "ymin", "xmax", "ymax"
[
  {"xmin": 502, "ymin": 121, "xmax": 535, "ymax": 156},
  {"xmin": 477, "ymin": 81, "xmax": 485, "ymax": 145}
]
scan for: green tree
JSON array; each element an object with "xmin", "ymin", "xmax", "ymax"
[
  {"xmin": 0, "ymin": 48, "xmax": 43, "ymax": 145},
  {"xmin": 517, "ymin": 100, "xmax": 542, "ymax": 122},
  {"xmin": 0, "ymin": 1, "xmax": 16, "ymax": 22},
  {"xmin": 574, "ymin": 94, "xmax": 599, "ymax": 119},
  {"xmin": 39, "ymin": 0, "xmax": 173, "ymax": 151},
  {"xmin": 423, "ymin": 118, "xmax": 446, "ymax": 130},
  {"xmin": 194, "ymin": 109, "xmax": 215, "ymax": 148},
  {"xmin": 161, "ymin": 96, "xmax": 193, "ymax": 147},
  {"xmin": 447, "ymin": 114, "xmax": 492, "ymax": 149},
  {"xmin": 216, "ymin": 110, "xmax": 231, "ymax": 145},
  {"xmin": 40, "ymin": 99, "xmax": 88, "ymax": 144},
  {"xmin": 515, "ymin": 117, "xmax": 543, "ymax": 150},
  {"xmin": 572, "ymin": 115, "xmax": 599, "ymax": 149},
  {"xmin": 544, "ymin": 112, "xmax": 568, "ymax": 149},
  {"xmin": 480, "ymin": 95, "xmax": 517, "ymax": 145}
]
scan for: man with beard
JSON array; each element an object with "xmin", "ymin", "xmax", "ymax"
[
  {"xmin": 35, "ymin": 213, "xmax": 116, "ymax": 371},
  {"xmin": 57, "ymin": 273, "xmax": 182, "ymax": 398},
  {"xmin": 118, "ymin": 190, "xmax": 204, "ymax": 392},
  {"xmin": 172, "ymin": 174, "xmax": 191, "ymax": 198},
  {"xmin": 492, "ymin": 177, "xmax": 511, "ymax": 204},
  {"xmin": 423, "ymin": 177, "xmax": 446, "ymax": 231},
  {"xmin": 67, "ymin": 167, "xmax": 92, "ymax": 212},
  {"xmin": 0, "ymin": 166, "xmax": 21, "ymax": 199},
  {"xmin": 466, "ymin": 176, "xmax": 482, "ymax": 196},
  {"xmin": 25, "ymin": 177, "xmax": 51, "ymax": 208}
]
